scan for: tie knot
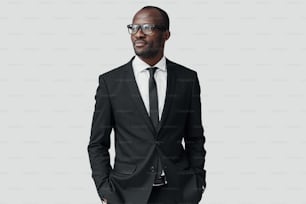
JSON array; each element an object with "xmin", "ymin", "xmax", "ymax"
[{"xmin": 147, "ymin": 67, "xmax": 158, "ymax": 77}]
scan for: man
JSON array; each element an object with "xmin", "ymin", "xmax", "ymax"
[{"xmin": 88, "ymin": 6, "xmax": 206, "ymax": 204}]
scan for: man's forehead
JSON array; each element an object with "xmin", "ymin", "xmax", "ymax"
[{"xmin": 132, "ymin": 9, "xmax": 162, "ymax": 23}]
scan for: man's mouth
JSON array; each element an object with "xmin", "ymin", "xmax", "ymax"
[{"xmin": 134, "ymin": 40, "xmax": 146, "ymax": 47}]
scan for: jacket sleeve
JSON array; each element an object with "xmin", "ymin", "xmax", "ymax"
[
  {"xmin": 88, "ymin": 75, "xmax": 114, "ymax": 198},
  {"xmin": 184, "ymin": 72, "xmax": 206, "ymax": 187}
]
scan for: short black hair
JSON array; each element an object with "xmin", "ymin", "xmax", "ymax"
[{"xmin": 141, "ymin": 6, "xmax": 170, "ymax": 30}]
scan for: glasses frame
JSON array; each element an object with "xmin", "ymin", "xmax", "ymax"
[{"xmin": 127, "ymin": 24, "xmax": 167, "ymax": 35}]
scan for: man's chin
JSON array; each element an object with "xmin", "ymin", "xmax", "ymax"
[
  {"xmin": 134, "ymin": 50, "xmax": 156, "ymax": 59},
  {"xmin": 135, "ymin": 51, "xmax": 148, "ymax": 58},
  {"xmin": 134, "ymin": 47, "xmax": 146, "ymax": 55}
]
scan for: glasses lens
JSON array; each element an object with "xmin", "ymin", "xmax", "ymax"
[
  {"xmin": 141, "ymin": 24, "xmax": 154, "ymax": 35},
  {"xmin": 127, "ymin": 24, "xmax": 139, "ymax": 34}
]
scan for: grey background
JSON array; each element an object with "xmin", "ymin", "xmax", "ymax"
[{"xmin": 1, "ymin": 0, "xmax": 306, "ymax": 203}]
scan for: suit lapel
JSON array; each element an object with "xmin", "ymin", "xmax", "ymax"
[
  {"xmin": 125, "ymin": 57, "xmax": 177, "ymax": 136},
  {"xmin": 125, "ymin": 58, "xmax": 157, "ymax": 135},
  {"xmin": 157, "ymin": 59, "xmax": 176, "ymax": 133}
]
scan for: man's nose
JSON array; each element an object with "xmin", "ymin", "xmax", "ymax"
[{"xmin": 134, "ymin": 27, "xmax": 145, "ymax": 38}]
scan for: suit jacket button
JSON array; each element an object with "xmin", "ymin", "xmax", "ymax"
[{"xmin": 151, "ymin": 166, "xmax": 155, "ymax": 172}]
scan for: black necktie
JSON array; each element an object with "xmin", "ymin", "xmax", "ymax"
[
  {"xmin": 147, "ymin": 67, "xmax": 165, "ymax": 184},
  {"xmin": 147, "ymin": 67, "xmax": 159, "ymax": 129}
]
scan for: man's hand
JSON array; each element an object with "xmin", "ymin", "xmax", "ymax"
[{"xmin": 102, "ymin": 198, "xmax": 107, "ymax": 204}]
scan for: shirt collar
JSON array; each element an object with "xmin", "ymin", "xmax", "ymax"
[{"xmin": 132, "ymin": 55, "xmax": 167, "ymax": 73}]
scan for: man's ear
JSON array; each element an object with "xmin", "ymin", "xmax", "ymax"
[{"xmin": 164, "ymin": 31, "xmax": 170, "ymax": 41}]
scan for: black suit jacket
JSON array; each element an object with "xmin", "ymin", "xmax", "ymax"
[{"xmin": 88, "ymin": 57, "xmax": 206, "ymax": 204}]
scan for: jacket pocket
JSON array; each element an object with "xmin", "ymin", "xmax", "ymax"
[{"xmin": 113, "ymin": 161, "xmax": 137, "ymax": 175}]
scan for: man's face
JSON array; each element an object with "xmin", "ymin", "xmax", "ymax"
[{"xmin": 131, "ymin": 9, "xmax": 169, "ymax": 59}]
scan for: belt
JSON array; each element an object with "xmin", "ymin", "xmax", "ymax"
[{"xmin": 153, "ymin": 175, "xmax": 167, "ymax": 186}]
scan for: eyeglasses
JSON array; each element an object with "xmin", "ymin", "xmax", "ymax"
[{"xmin": 127, "ymin": 24, "xmax": 166, "ymax": 35}]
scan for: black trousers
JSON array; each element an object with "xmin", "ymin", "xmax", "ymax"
[{"xmin": 147, "ymin": 185, "xmax": 198, "ymax": 204}]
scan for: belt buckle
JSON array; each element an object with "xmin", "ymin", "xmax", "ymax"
[{"xmin": 153, "ymin": 175, "xmax": 167, "ymax": 186}]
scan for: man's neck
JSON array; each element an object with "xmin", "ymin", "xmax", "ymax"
[{"xmin": 138, "ymin": 53, "xmax": 163, "ymax": 66}]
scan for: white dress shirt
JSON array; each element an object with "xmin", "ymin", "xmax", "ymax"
[{"xmin": 132, "ymin": 55, "xmax": 167, "ymax": 121}]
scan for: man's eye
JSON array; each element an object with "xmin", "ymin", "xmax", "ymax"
[
  {"xmin": 132, "ymin": 26, "xmax": 139, "ymax": 30},
  {"xmin": 143, "ymin": 25, "xmax": 152, "ymax": 30}
]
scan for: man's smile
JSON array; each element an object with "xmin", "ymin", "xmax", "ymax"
[{"xmin": 134, "ymin": 40, "xmax": 147, "ymax": 47}]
